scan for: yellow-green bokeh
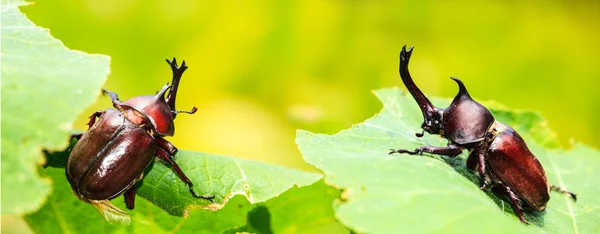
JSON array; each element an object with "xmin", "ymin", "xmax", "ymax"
[
  {"xmin": 23, "ymin": 0, "xmax": 600, "ymax": 169},
  {"xmin": 5, "ymin": 0, "xmax": 599, "ymax": 233}
]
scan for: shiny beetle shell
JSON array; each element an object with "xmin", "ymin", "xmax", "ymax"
[
  {"xmin": 67, "ymin": 108, "xmax": 155, "ymax": 200},
  {"xmin": 390, "ymin": 45, "xmax": 576, "ymax": 224},
  {"xmin": 486, "ymin": 122, "xmax": 550, "ymax": 211},
  {"xmin": 65, "ymin": 58, "xmax": 213, "ymax": 224}
]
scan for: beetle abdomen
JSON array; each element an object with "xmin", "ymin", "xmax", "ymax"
[
  {"xmin": 67, "ymin": 109, "xmax": 125, "ymax": 192},
  {"xmin": 67, "ymin": 109, "xmax": 156, "ymax": 200},
  {"xmin": 486, "ymin": 122, "xmax": 550, "ymax": 211}
]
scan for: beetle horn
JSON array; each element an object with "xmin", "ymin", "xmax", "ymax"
[
  {"xmin": 165, "ymin": 57, "xmax": 188, "ymax": 112},
  {"xmin": 155, "ymin": 82, "xmax": 171, "ymax": 99},
  {"xmin": 450, "ymin": 77, "xmax": 471, "ymax": 99},
  {"xmin": 399, "ymin": 45, "xmax": 438, "ymax": 121}
]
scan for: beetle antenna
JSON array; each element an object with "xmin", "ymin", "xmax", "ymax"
[
  {"xmin": 172, "ymin": 106, "xmax": 198, "ymax": 115},
  {"xmin": 165, "ymin": 57, "xmax": 189, "ymax": 114}
]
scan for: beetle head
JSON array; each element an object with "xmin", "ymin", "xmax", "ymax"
[
  {"xmin": 399, "ymin": 46, "xmax": 445, "ymax": 137},
  {"xmin": 120, "ymin": 58, "xmax": 194, "ymax": 137},
  {"xmin": 400, "ymin": 46, "xmax": 494, "ymax": 144}
]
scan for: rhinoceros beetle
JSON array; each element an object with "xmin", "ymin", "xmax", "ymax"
[
  {"xmin": 67, "ymin": 58, "xmax": 213, "ymax": 224},
  {"xmin": 389, "ymin": 46, "xmax": 576, "ymax": 224}
]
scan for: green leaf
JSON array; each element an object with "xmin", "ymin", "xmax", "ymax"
[
  {"xmin": 135, "ymin": 150, "xmax": 322, "ymax": 216},
  {"xmin": 535, "ymin": 144, "xmax": 600, "ymax": 233},
  {"xmin": 224, "ymin": 180, "xmax": 347, "ymax": 234},
  {"xmin": 296, "ymin": 88, "xmax": 600, "ymax": 233},
  {"xmin": 1, "ymin": 0, "xmax": 110, "ymax": 215},
  {"xmin": 25, "ymin": 149, "xmax": 337, "ymax": 233},
  {"xmin": 25, "ymin": 167, "xmax": 247, "ymax": 234}
]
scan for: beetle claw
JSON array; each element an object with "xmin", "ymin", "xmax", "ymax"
[
  {"xmin": 70, "ymin": 133, "xmax": 83, "ymax": 141},
  {"xmin": 389, "ymin": 149, "xmax": 419, "ymax": 155},
  {"xmin": 569, "ymin": 193, "xmax": 577, "ymax": 202},
  {"xmin": 189, "ymin": 186, "xmax": 215, "ymax": 201},
  {"xmin": 550, "ymin": 185, "xmax": 577, "ymax": 202},
  {"xmin": 480, "ymin": 181, "xmax": 489, "ymax": 190},
  {"xmin": 195, "ymin": 194, "xmax": 216, "ymax": 202}
]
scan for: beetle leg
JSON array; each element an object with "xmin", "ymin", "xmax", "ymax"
[
  {"xmin": 550, "ymin": 185, "xmax": 577, "ymax": 201},
  {"xmin": 124, "ymin": 187, "xmax": 136, "ymax": 210},
  {"xmin": 155, "ymin": 137, "xmax": 178, "ymax": 156},
  {"xmin": 69, "ymin": 111, "xmax": 103, "ymax": 141},
  {"xmin": 155, "ymin": 148, "xmax": 215, "ymax": 201},
  {"xmin": 477, "ymin": 150, "xmax": 491, "ymax": 190},
  {"xmin": 477, "ymin": 150, "xmax": 486, "ymax": 176},
  {"xmin": 494, "ymin": 185, "xmax": 529, "ymax": 224},
  {"xmin": 87, "ymin": 111, "xmax": 104, "ymax": 129},
  {"xmin": 466, "ymin": 149, "xmax": 491, "ymax": 190},
  {"xmin": 466, "ymin": 151, "xmax": 478, "ymax": 170},
  {"xmin": 70, "ymin": 133, "xmax": 83, "ymax": 141},
  {"xmin": 389, "ymin": 144, "xmax": 463, "ymax": 157}
]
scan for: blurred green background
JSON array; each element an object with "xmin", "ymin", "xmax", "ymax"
[{"xmin": 6, "ymin": 0, "xmax": 600, "ymax": 232}]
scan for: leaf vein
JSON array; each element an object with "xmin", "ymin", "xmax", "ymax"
[{"xmin": 546, "ymin": 152, "xmax": 578, "ymax": 234}]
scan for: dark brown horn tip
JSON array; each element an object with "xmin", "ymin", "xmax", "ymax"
[
  {"xmin": 450, "ymin": 77, "xmax": 470, "ymax": 97},
  {"xmin": 165, "ymin": 57, "xmax": 188, "ymax": 73},
  {"xmin": 166, "ymin": 57, "xmax": 177, "ymax": 65},
  {"xmin": 181, "ymin": 60, "xmax": 188, "ymax": 69},
  {"xmin": 401, "ymin": 45, "xmax": 415, "ymax": 62},
  {"xmin": 166, "ymin": 58, "xmax": 176, "ymax": 70}
]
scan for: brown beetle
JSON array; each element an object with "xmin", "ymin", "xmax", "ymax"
[
  {"xmin": 67, "ymin": 58, "xmax": 213, "ymax": 224},
  {"xmin": 389, "ymin": 46, "xmax": 576, "ymax": 224}
]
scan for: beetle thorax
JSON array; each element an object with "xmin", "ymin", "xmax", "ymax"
[
  {"xmin": 122, "ymin": 85, "xmax": 176, "ymax": 136},
  {"xmin": 439, "ymin": 78, "xmax": 495, "ymax": 145},
  {"xmin": 443, "ymin": 96, "xmax": 494, "ymax": 145}
]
